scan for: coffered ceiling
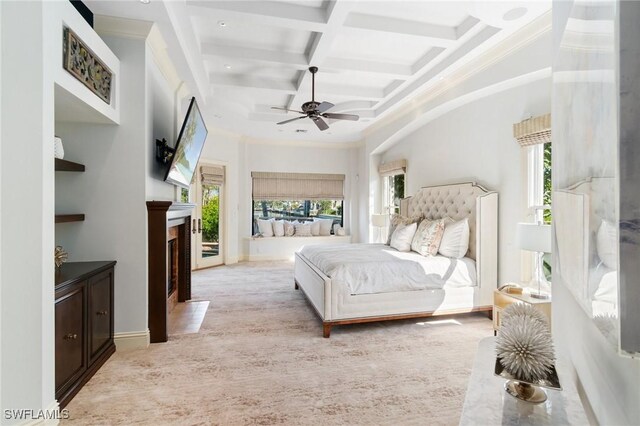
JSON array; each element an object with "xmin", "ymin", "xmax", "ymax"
[{"xmin": 87, "ymin": 0, "xmax": 551, "ymax": 143}]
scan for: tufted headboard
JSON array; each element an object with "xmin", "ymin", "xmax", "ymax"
[{"xmin": 400, "ymin": 182, "xmax": 498, "ymax": 293}]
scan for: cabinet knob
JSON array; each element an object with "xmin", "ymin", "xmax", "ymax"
[
  {"xmin": 96, "ymin": 310, "xmax": 108, "ymax": 316},
  {"xmin": 64, "ymin": 333, "xmax": 78, "ymax": 340}
]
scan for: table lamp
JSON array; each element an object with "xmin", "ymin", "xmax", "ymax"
[{"xmin": 517, "ymin": 222, "xmax": 552, "ymax": 299}]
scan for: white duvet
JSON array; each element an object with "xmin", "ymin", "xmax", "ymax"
[{"xmin": 299, "ymin": 243, "xmax": 476, "ymax": 295}]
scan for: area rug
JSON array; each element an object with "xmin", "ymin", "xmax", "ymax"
[{"xmin": 63, "ymin": 261, "xmax": 492, "ymax": 425}]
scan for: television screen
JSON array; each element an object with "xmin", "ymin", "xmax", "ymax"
[{"xmin": 164, "ymin": 97, "xmax": 208, "ymax": 189}]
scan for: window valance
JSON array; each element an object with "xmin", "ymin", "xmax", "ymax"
[
  {"xmin": 200, "ymin": 165, "xmax": 225, "ymax": 186},
  {"xmin": 513, "ymin": 113, "xmax": 551, "ymax": 146},
  {"xmin": 251, "ymin": 172, "xmax": 345, "ymax": 200},
  {"xmin": 378, "ymin": 159, "xmax": 407, "ymax": 177}
]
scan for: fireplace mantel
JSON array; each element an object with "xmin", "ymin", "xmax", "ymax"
[{"xmin": 146, "ymin": 201, "xmax": 195, "ymax": 343}]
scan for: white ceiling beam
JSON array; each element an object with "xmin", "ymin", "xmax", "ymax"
[
  {"xmin": 323, "ymin": 57, "xmax": 412, "ymax": 78},
  {"xmin": 186, "ymin": 1, "xmax": 328, "ymax": 32},
  {"xmin": 210, "ymin": 74, "xmax": 382, "ymax": 100},
  {"xmin": 210, "ymin": 74, "xmax": 297, "ymax": 94},
  {"xmin": 287, "ymin": 0, "xmax": 356, "ymax": 110},
  {"xmin": 201, "ymin": 43, "xmax": 307, "ymax": 66},
  {"xmin": 343, "ymin": 13, "xmax": 457, "ymax": 47},
  {"xmin": 456, "ymin": 16, "xmax": 481, "ymax": 38}
]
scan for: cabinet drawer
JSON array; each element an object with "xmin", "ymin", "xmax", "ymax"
[
  {"xmin": 89, "ymin": 269, "xmax": 113, "ymax": 362},
  {"xmin": 55, "ymin": 284, "xmax": 86, "ymax": 393}
]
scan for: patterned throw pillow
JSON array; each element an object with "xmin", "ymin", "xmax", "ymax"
[
  {"xmin": 386, "ymin": 214, "xmax": 422, "ymax": 245},
  {"xmin": 410, "ymin": 219, "xmax": 446, "ymax": 256},
  {"xmin": 294, "ymin": 223, "xmax": 312, "ymax": 237},
  {"xmin": 284, "ymin": 220, "xmax": 298, "ymax": 237}
]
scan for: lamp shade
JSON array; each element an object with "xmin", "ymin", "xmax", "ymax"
[
  {"xmin": 517, "ymin": 223, "xmax": 552, "ymax": 253},
  {"xmin": 371, "ymin": 214, "xmax": 387, "ymax": 228}
]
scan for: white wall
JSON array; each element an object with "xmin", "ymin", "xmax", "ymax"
[
  {"xmin": 146, "ymin": 53, "xmax": 178, "ymax": 201},
  {"xmin": 198, "ymin": 128, "xmax": 242, "ymax": 263},
  {"xmin": 378, "ymin": 79, "xmax": 550, "ymax": 284},
  {"xmin": 1, "ymin": 1, "xmax": 56, "ymax": 419},
  {"xmin": 236, "ymin": 141, "xmax": 362, "ymax": 259},
  {"xmin": 55, "ymin": 34, "xmax": 150, "ymax": 338}
]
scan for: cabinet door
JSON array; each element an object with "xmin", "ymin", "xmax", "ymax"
[
  {"xmin": 55, "ymin": 284, "xmax": 86, "ymax": 393},
  {"xmin": 89, "ymin": 268, "xmax": 113, "ymax": 362}
]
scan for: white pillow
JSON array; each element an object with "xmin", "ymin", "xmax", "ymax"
[
  {"xmin": 257, "ymin": 218, "xmax": 274, "ymax": 237},
  {"xmin": 294, "ymin": 223, "xmax": 312, "ymax": 237},
  {"xmin": 314, "ymin": 218, "xmax": 333, "ymax": 236},
  {"xmin": 593, "ymin": 270, "xmax": 618, "ymax": 304},
  {"xmin": 597, "ymin": 220, "xmax": 617, "ymax": 269},
  {"xmin": 438, "ymin": 218, "xmax": 470, "ymax": 258},
  {"xmin": 310, "ymin": 221, "xmax": 321, "ymax": 236},
  {"xmin": 284, "ymin": 220, "xmax": 298, "ymax": 237},
  {"xmin": 273, "ymin": 220, "xmax": 285, "ymax": 237},
  {"xmin": 390, "ymin": 222, "xmax": 417, "ymax": 252}
]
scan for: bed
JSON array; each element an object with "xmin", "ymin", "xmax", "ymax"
[{"xmin": 294, "ymin": 182, "xmax": 498, "ymax": 337}]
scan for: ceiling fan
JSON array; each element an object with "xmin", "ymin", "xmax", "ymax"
[{"xmin": 271, "ymin": 66, "xmax": 359, "ymax": 131}]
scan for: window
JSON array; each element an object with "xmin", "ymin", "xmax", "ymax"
[
  {"xmin": 383, "ymin": 174, "xmax": 405, "ymax": 216},
  {"xmin": 251, "ymin": 172, "xmax": 346, "ymax": 235},
  {"xmin": 252, "ymin": 199, "xmax": 343, "ymax": 233},
  {"xmin": 527, "ymin": 142, "xmax": 552, "ymax": 223},
  {"xmin": 527, "ymin": 142, "xmax": 552, "ymax": 281}
]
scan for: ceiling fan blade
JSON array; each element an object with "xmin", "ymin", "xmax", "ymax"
[
  {"xmin": 312, "ymin": 117, "xmax": 329, "ymax": 131},
  {"xmin": 316, "ymin": 101, "xmax": 334, "ymax": 113},
  {"xmin": 271, "ymin": 106, "xmax": 305, "ymax": 114},
  {"xmin": 323, "ymin": 112, "xmax": 360, "ymax": 121},
  {"xmin": 277, "ymin": 116, "xmax": 307, "ymax": 125}
]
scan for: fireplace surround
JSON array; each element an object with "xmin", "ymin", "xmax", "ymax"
[{"xmin": 146, "ymin": 201, "xmax": 194, "ymax": 343}]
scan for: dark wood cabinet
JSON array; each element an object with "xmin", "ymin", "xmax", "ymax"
[
  {"xmin": 55, "ymin": 261, "xmax": 116, "ymax": 408},
  {"xmin": 55, "ymin": 283, "xmax": 86, "ymax": 392}
]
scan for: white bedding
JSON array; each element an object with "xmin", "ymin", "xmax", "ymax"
[{"xmin": 299, "ymin": 243, "xmax": 476, "ymax": 295}]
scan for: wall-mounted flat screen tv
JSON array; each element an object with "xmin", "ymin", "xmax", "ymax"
[{"xmin": 164, "ymin": 97, "xmax": 208, "ymax": 189}]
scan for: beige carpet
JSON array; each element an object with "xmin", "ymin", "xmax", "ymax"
[{"xmin": 63, "ymin": 261, "xmax": 492, "ymax": 425}]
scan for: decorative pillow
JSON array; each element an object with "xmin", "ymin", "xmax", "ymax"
[
  {"xmin": 597, "ymin": 220, "xmax": 617, "ymax": 269},
  {"xmin": 390, "ymin": 222, "xmax": 418, "ymax": 252},
  {"xmin": 314, "ymin": 218, "xmax": 333, "ymax": 236},
  {"xmin": 294, "ymin": 223, "xmax": 312, "ymax": 237},
  {"xmin": 387, "ymin": 214, "xmax": 422, "ymax": 245},
  {"xmin": 310, "ymin": 220, "xmax": 321, "ymax": 236},
  {"xmin": 284, "ymin": 220, "xmax": 298, "ymax": 237},
  {"xmin": 438, "ymin": 217, "xmax": 470, "ymax": 258},
  {"xmin": 257, "ymin": 218, "xmax": 274, "ymax": 237},
  {"xmin": 410, "ymin": 219, "xmax": 445, "ymax": 256},
  {"xmin": 273, "ymin": 220, "xmax": 285, "ymax": 237}
]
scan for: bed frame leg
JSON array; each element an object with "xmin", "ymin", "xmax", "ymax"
[
  {"xmin": 294, "ymin": 281, "xmax": 299, "ymax": 290},
  {"xmin": 323, "ymin": 323, "xmax": 332, "ymax": 338}
]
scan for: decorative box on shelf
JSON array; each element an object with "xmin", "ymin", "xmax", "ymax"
[{"xmin": 493, "ymin": 286, "xmax": 552, "ymax": 335}]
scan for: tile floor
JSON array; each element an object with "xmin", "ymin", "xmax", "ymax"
[{"xmin": 167, "ymin": 300, "xmax": 209, "ymax": 335}]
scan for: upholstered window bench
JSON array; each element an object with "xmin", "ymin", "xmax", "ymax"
[{"xmin": 242, "ymin": 235, "xmax": 351, "ymax": 261}]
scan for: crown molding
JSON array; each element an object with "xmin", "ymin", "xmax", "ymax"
[
  {"xmin": 94, "ymin": 15, "xmax": 183, "ymax": 92},
  {"xmin": 94, "ymin": 15, "xmax": 154, "ymax": 39}
]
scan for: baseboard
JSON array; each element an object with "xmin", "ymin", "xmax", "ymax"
[
  {"xmin": 18, "ymin": 400, "xmax": 60, "ymax": 425},
  {"xmin": 114, "ymin": 330, "xmax": 150, "ymax": 350}
]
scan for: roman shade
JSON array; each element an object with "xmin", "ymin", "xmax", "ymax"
[
  {"xmin": 252, "ymin": 172, "xmax": 345, "ymax": 200},
  {"xmin": 513, "ymin": 113, "xmax": 551, "ymax": 146},
  {"xmin": 200, "ymin": 165, "xmax": 224, "ymax": 186},
  {"xmin": 378, "ymin": 159, "xmax": 407, "ymax": 176}
]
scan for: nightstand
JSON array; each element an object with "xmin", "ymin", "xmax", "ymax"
[{"xmin": 493, "ymin": 287, "xmax": 551, "ymax": 335}]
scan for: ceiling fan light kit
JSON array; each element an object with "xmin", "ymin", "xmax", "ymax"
[{"xmin": 271, "ymin": 66, "xmax": 359, "ymax": 131}]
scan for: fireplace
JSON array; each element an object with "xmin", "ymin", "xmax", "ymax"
[
  {"xmin": 167, "ymin": 236, "xmax": 178, "ymax": 313},
  {"xmin": 147, "ymin": 201, "xmax": 194, "ymax": 343}
]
